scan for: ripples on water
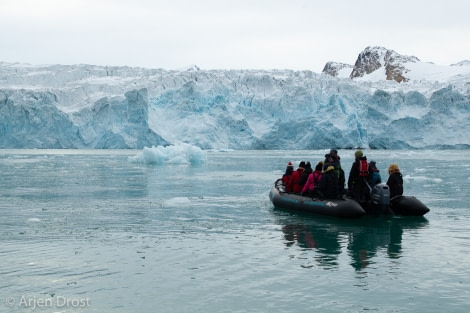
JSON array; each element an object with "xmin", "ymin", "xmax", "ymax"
[{"xmin": 0, "ymin": 149, "xmax": 469, "ymax": 313}]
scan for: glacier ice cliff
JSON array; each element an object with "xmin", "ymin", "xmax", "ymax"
[
  {"xmin": 1, "ymin": 55, "xmax": 469, "ymax": 149},
  {"xmin": 0, "ymin": 87, "xmax": 167, "ymax": 148}
]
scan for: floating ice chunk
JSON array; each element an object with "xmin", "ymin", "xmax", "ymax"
[
  {"xmin": 403, "ymin": 174, "xmax": 442, "ymax": 183},
  {"xmin": 129, "ymin": 142, "xmax": 207, "ymax": 165},
  {"xmin": 164, "ymin": 197, "xmax": 191, "ymax": 206}
]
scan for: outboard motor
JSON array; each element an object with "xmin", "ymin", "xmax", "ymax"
[{"xmin": 368, "ymin": 183, "xmax": 390, "ymax": 214}]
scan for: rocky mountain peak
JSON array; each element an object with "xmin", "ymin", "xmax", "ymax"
[
  {"xmin": 322, "ymin": 46, "xmax": 422, "ymax": 82},
  {"xmin": 322, "ymin": 62, "xmax": 354, "ymax": 77},
  {"xmin": 350, "ymin": 46, "xmax": 419, "ymax": 82}
]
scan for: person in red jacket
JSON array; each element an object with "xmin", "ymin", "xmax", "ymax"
[
  {"xmin": 282, "ymin": 161, "xmax": 294, "ymax": 190},
  {"xmin": 287, "ymin": 161, "xmax": 305, "ymax": 193}
]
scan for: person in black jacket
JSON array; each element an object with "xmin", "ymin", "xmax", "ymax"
[
  {"xmin": 323, "ymin": 149, "xmax": 342, "ymax": 176},
  {"xmin": 299, "ymin": 161, "xmax": 312, "ymax": 187},
  {"xmin": 317, "ymin": 166, "xmax": 339, "ymax": 199},
  {"xmin": 347, "ymin": 150, "xmax": 370, "ymax": 204},
  {"xmin": 386, "ymin": 163, "xmax": 403, "ymax": 199}
]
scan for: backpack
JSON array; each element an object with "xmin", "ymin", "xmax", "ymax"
[{"xmin": 358, "ymin": 159, "xmax": 369, "ymax": 177}]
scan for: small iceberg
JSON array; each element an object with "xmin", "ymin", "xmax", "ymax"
[
  {"xmin": 164, "ymin": 197, "xmax": 192, "ymax": 206},
  {"xmin": 129, "ymin": 142, "xmax": 207, "ymax": 165}
]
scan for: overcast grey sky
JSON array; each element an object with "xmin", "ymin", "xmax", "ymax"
[{"xmin": 1, "ymin": 0, "xmax": 469, "ymax": 72}]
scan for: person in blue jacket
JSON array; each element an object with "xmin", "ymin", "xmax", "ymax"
[{"xmin": 367, "ymin": 160, "xmax": 382, "ymax": 186}]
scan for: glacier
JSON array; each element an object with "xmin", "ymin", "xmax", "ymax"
[{"xmin": 1, "ymin": 54, "xmax": 469, "ymax": 150}]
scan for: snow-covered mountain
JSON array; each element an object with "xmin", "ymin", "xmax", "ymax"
[
  {"xmin": 1, "ymin": 46, "xmax": 470, "ymax": 150},
  {"xmin": 324, "ymin": 46, "xmax": 470, "ymax": 84},
  {"xmin": 322, "ymin": 62, "xmax": 354, "ymax": 78}
]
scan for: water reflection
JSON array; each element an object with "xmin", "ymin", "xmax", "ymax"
[{"xmin": 274, "ymin": 209, "xmax": 429, "ymax": 271}]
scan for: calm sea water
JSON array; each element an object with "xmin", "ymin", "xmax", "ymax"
[{"xmin": 0, "ymin": 149, "xmax": 469, "ymax": 313}]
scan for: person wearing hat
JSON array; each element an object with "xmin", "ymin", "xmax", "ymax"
[
  {"xmin": 316, "ymin": 165, "xmax": 339, "ymax": 199},
  {"xmin": 287, "ymin": 161, "xmax": 306, "ymax": 193},
  {"xmin": 282, "ymin": 161, "xmax": 294, "ymax": 190},
  {"xmin": 386, "ymin": 163, "xmax": 403, "ymax": 199},
  {"xmin": 323, "ymin": 149, "xmax": 342, "ymax": 176},
  {"xmin": 367, "ymin": 160, "xmax": 382, "ymax": 187},
  {"xmin": 347, "ymin": 150, "xmax": 370, "ymax": 203}
]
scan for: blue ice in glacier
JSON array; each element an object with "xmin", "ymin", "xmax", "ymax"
[{"xmin": 0, "ymin": 62, "xmax": 469, "ymax": 149}]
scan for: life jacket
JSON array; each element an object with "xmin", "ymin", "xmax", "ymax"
[{"xmin": 358, "ymin": 158, "xmax": 369, "ymax": 177}]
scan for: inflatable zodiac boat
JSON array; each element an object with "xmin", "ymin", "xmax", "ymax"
[
  {"xmin": 269, "ymin": 180, "xmax": 365, "ymax": 218},
  {"xmin": 270, "ymin": 180, "xmax": 430, "ymax": 218}
]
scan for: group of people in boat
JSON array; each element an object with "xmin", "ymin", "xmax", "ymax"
[{"xmin": 281, "ymin": 149, "xmax": 404, "ymax": 202}]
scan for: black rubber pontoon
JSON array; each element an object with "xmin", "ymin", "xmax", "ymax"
[
  {"xmin": 366, "ymin": 183, "xmax": 430, "ymax": 216},
  {"xmin": 389, "ymin": 195, "xmax": 430, "ymax": 216},
  {"xmin": 269, "ymin": 185, "xmax": 366, "ymax": 218}
]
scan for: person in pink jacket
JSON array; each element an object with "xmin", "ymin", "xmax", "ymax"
[{"xmin": 301, "ymin": 161, "xmax": 323, "ymax": 196}]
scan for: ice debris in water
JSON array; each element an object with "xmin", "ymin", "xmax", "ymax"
[
  {"xmin": 129, "ymin": 142, "xmax": 207, "ymax": 165},
  {"xmin": 164, "ymin": 197, "xmax": 192, "ymax": 206}
]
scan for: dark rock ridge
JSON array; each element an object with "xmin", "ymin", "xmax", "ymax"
[
  {"xmin": 322, "ymin": 62, "xmax": 353, "ymax": 77},
  {"xmin": 323, "ymin": 46, "xmax": 420, "ymax": 82}
]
